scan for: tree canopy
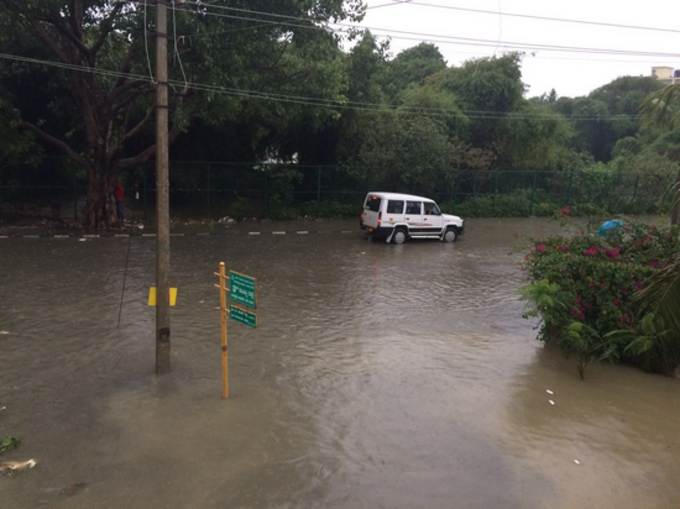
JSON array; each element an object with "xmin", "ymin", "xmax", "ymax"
[{"xmin": 0, "ymin": 1, "xmax": 677, "ymax": 227}]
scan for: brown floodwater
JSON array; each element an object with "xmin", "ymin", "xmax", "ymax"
[{"xmin": 0, "ymin": 218, "xmax": 678, "ymax": 508}]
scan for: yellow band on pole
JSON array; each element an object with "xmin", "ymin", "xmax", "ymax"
[{"xmin": 219, "ymin": 261, "xmax": 229, "ymax": 399}]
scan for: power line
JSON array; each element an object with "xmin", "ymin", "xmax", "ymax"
[
  {"xmin": 367, "ymin": 1, "xmax": 414, "ymax": 10},
  {"xmin": 171, "ymin": 3, "xmax": 680, "ymax": 59},
  {"xmin": 385, "ymin": 41, "xmax": 677, "ymax": 65},
  {"xmin": 0, "ymin": 52, "xmax": 644, "ymax": 121},
  {"xmin": 406, "ymin": 1, "xmax": 680, "ymax": 35}
]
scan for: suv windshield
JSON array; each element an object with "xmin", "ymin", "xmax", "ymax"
[{"xmin": 424, "ymin": 202, "xmax": 441, "ymax": 215}]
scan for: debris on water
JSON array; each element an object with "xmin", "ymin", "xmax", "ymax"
[
  {"xmin": 64, "ymin": 482, "xmax": 88, "ymax": 496},
  {"xmin": 78, "ymin": 238, "xmax": 87, "ymax": 242},
  {"xmin": 548, "ymin": 400, "xmax": 555, "ymax": 405},
  {"xmin": 199, "ymin": 300, "xmax": 205, "ymax": 304},
  {"xmin": 574, "ymin": 459, "xmax": 581, "ymax": 465},
  {"xmin": 0, "ymin": 331, "xmax": 9, "ymax": 335},
  {"xmin": 0, "ymin": 406, "xmax": 6, "ymax": 412},
  {"xmin": 0, "ymin": 459, "xmax": 37, "ymax": 473},
  {"xmin": 546, "ymin": 389, "xmax": 554, "ymax": 395},
  {"xmin": 137, "ymin": 224, "xmax": 144, "ymax": 230}
]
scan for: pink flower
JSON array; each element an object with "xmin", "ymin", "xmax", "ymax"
[
  {"xmin": 605, "ymin": 247, "xmax": 620, "ymax": 259},
  {"xmin": 634, "ymin": 281, "xmax": 644, "ymax": 291},
  {"xmin": 561, "ymin": 206, "xmax": 571, "ymax": 215},
  {"xmin": 614, "ymin": 298, "xmax": 620, "ymax": 307},
  {"xmin": 536, "ymin": 244, "xmax": 545, "ymax": 253},
  {"xmin": 584, "ymin": 246, "xmax": 601, "ymax": 256},
  {"xmin": 652, "ymin": 260, "xmax": 661, "ymax": 269}
]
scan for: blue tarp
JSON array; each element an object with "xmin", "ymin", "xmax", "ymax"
[{"xmin": 597, "ymin": 219, "xmax": 624, "ymax": 237}]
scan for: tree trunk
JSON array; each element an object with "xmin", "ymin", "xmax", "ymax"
[{"xmin": 83, "ymin": 167, "xmax": 116, "ymax": 229}]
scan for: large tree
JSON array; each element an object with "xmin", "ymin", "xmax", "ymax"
[{"xmin": 0, "ymin": 0, "xmax": 363, "ymax": 228}]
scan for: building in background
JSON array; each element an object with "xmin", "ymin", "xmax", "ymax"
[{"xmin": 652, "ymin": 66, "xmax": 680, "ymax": 85}]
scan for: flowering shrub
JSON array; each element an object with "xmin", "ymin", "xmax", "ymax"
[{"xmin": 520, "ymin": 221, "xmax": 680, "ymax": 378}]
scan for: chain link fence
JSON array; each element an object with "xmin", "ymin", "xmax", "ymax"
[{"xmin": 0, "ymin": 157, "xmax": 675, "ymax": 220}]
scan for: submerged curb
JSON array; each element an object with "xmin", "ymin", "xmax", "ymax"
[{"xmin": 1, "ymin": 230, "xmax": 362, "ymax": 239}]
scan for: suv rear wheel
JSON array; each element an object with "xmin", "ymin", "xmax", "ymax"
[{"xmin": 392, "ymin": 229, "xmax": 407, "ymax": 244}]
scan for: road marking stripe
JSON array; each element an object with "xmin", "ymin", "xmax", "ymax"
[
  {"xmin": 54, "ymin": 235, "xmax": 70, "ymax": 238},
  {"xmin": 23, "ymin": 235, "xmax": 40, "ymax": 238},
  {"xmin": 142, "ymin": 233, "xmax": 156, "ymax": 237},
  {"xmin": 249, "ymin": 232, "xmax": 261, "ymax": 236},
  {"xmin": 114, "ymin": 234, "xmax": 129, "ymax": 237},
  {"xmin": 83, "ymin": 234, "xmax": 99, "ymax": 238},
  {"xmin": 272, "ymin": 231, "xmax": 286, "ymax": 235},
  {"xmin": 296, "ymin": 231, "xmax": 309, "ymax": 234}
]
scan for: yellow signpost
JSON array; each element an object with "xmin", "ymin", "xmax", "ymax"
[{"xmin": 214, "ymin": 262, "xmax": 258, "ymax": 399}]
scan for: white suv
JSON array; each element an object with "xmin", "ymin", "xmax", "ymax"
[{"xmin": 360, "ymin": 192, "xmax": 465, "ymax": 244}]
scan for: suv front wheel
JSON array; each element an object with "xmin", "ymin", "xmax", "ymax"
[{"xmin": 443, "ymin": 228, "xmax": 457, "ymax": 243}]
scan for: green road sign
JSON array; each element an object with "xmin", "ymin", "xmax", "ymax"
[
  {"xmin": 230, "ymin": 305, "xmax": 257, "ymax": 328},
  {"xmin": 229, "ymin": 271, "xmax": 257, "ymax": 308}
]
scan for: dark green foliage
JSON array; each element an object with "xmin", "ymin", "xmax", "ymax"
[
  {"xmin": 386, "ymin": 43, "xmax": 446, "ymax": 102},
  {"xmin": 0, "ymin": 436, "xmax": 22, "ymax": 455}
]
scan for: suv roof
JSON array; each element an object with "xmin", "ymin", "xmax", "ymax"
[{"xmin": 366, "ymin": 192, "xmax": 435, "ymax": 202}]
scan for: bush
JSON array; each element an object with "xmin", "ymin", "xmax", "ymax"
[
  {"xmin": 520, "ymin": 219, "xmax": 680, "ymax": 378},
  {"xmin": 225, "ymin": 196, "xmax": 253, "ymax": 219},
  {"xmin": 300, "ymin": 201, "xmax": 360, "ymax": 219}
]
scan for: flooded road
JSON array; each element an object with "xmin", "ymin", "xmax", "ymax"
[{"xmin": 1, "ymin": 218, "xmax": 678, "ymax": 508}]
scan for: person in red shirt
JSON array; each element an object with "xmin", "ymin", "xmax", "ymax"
[{"xmin": 114, "ymin": 180, "xmax": 125, "ymax": 223}]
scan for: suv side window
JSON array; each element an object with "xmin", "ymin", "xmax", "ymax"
[
  {"xmin": 387, "ymin": 200, "xmax": 404, "ymax": 214},
  {"xmin": 406, "ymin": 201, "xmax": 422, "ymax": 215}
]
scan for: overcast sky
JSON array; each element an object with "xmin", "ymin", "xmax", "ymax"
[{"xmin": 359, "ymin": 0, "xmax": 680, "ymax": 99}]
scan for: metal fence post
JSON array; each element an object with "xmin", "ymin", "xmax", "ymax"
[
  {"xmin": 143, "ymin": 162, "xmax": 148, "ymax": 220},
  {"xmin": 452, "ymin": 171, "xmax": 458, "ymax": 213},
  {"xmin": 529, "ymin": 170, "xmax": 538, "ymax": 216},
  {"xmin": 316, "ymin": 166, "xmax": 322, "ymax": 216},
  {"xmin": 567, "ymin": 169, "xmax": 574, "ymax": 205},
  {"xmin": 263, "ymin": 166, "xmax": 268, "ymax": 215},
  {"xmin": 492, "ymin": 171, "xmax": 499, "ymax": 215},
  {"xmin": 72, "ymin": 173, "xmax": 78, "ymax": 221},
  {"xmin": 206, "ymin": 163, "xmax": 211, "ymax": 218}
]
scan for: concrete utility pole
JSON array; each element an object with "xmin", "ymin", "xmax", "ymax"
[{"xmin": 155, "ymin": 0, "xmax": 171, "ymax": 374}]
